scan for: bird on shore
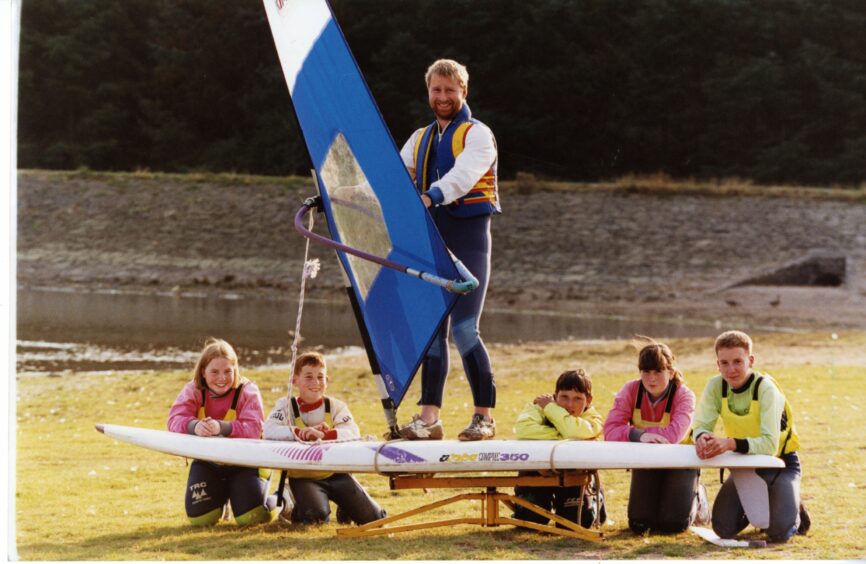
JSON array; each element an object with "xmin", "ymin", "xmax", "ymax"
[
  {"xmin": 725, "ymin": 298, "xmax": 739, "ymax": 307},
  {"xmin": 769, "ymin": 295, "xmax": 781, "ymax": 307}
]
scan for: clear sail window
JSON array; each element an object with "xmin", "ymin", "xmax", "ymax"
[{"xmin": 319, "ymin": 133, "xmax": 393, "ymax": 301}]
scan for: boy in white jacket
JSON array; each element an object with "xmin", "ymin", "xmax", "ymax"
[{"xmin": 264, "ymin": 352, "xmax": 386, "ymax": 524}]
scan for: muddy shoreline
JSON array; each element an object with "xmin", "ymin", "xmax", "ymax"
[{"xmin": 17, "ymin": 171, "xmax": 866, "ymax": 332}]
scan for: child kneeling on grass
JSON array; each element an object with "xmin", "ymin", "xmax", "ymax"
[
  {"xmin": 512, "ymin": 369, "xmax": 606, "ymax": 529},
  {"xmin": 693, "ymin": 330, "xmax": 810, "ymax": 543},
  {"xmin": 603, "ymin": 338, "xmax": 709, "ymax": 534},
  {"xmin": 264, "ymin": 351, "xmax": 387, "ymax": 525},
  {"xmin": 167, "ymin": 338, "xmax": 277, "ymax": 526}
]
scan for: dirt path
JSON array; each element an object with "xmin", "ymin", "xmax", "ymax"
[{"xmin": 17, "ymin": 171, "xmax": 866, "ymax": 330}]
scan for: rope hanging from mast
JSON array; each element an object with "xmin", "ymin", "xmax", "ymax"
[{"xmin": 286, "ymin": 209, "xmax": 320, "ymax": 405}]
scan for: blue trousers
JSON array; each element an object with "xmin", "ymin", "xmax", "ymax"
[
  {"xmin": 712, "ymin": 452, "xmax": 801, "ymax": 542},
  {"xmin": 420, "ymin": 210, "xmax": 495, "ymax": 408}
]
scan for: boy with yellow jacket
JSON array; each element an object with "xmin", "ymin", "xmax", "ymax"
[
  {"xmin": 513, "ymin": 369, "xmax": 606, "ymax": 528},
  {"xmin": 693, "ymin": 330, "xmax": 808, "ymax": 542}
]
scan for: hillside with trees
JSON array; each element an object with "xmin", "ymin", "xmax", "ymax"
[{"xmin": 17, "ymin": 0, "xmax": 866, "ymax": 185}]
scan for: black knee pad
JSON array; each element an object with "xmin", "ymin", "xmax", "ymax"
[
  {"xmin": 656, "ymin": 518, "xmax": 691, "ymax": 534},
  {"xmin": 292, "ymin": 505, "xmax": 330, "ymax": 524}
]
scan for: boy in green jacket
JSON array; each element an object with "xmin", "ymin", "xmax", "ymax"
[
  {"xmin": 513, "ymin": 369, "xmax": 606, "ymax": 528},
  {"xmin": 693, "ymin": 330, "xmax": 808, "ymax": 542}
]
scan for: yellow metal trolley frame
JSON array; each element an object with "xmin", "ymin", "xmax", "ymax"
[{"xmin": 336, "ymin": 470, "xmax": 603, "ymax": 542}]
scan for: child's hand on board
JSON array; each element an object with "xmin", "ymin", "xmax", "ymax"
[
  {"xmin": 639, "ymin": 432, "xmax": 670, "ymax": 444},
  {"xmin": 299, "ymin": 427, "xmax": 325, "ymax": 441},
  {"xmin": 195, "ymin": 417, "xmax": 221, "ymax": 437}
]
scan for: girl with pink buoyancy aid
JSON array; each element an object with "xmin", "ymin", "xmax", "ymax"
[
  {"xmin": 603, "ymin": 338, "xmax": 709, "ymax": 534},
  {"xmin": 167, "ymin": 338, "xmax": 277, "ymax": 526}
]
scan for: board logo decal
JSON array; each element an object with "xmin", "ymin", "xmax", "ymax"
[
  {"xmin": 369, "ymin": 444, "xmax": 426, "ymax": 464},
  {"xmin": 439, "ymin": 452, "xmax": 530, "ymax": 463},
  {"xmin": 189, "ymin": 481, "xmax": 210, "ymax": 503},
  {"xmin": 272, "ymin": 444, "xmax": 331, "ymax": 462}
]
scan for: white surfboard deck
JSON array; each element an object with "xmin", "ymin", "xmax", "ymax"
[
  {"xmin": 690, "ymin": 526, "xmax": 767, "ymax": 548},
  {"xmin": 97, "ymin": 424, "xmax": 784, "ymax": 473}
]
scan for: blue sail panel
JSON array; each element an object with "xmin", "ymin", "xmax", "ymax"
[{"xmin": 263, "ymin": 0, "xmax": 458, "ymax": 406}]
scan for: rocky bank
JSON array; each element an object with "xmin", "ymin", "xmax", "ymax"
[{"xmin": 16, "ymin": 171, "xmax": 866, "ymax": 331}]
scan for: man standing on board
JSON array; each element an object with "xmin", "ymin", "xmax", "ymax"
[{"xmin": 397, "ymin": 59, "xmax": 500, "ymax": 441}]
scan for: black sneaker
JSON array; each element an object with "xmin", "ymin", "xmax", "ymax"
[{"xmin": 798, "ymin": 502, "xmax": 811, "ymax": 535}]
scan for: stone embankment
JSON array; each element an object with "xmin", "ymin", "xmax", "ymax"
[{"xmin": 17, "ymin": 171, "xmax": 866, "ymax": 330}]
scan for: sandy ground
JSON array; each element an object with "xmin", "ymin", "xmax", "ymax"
[{"xmin": 16, "ymin": 171, "xmax": 866, "ymax": 331}]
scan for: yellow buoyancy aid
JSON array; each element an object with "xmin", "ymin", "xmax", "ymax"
[
  {"xmin": 197, "ymin": 377, "xmax": 250, "ymax": 421},
  {"xmin": 287, "ymin": 396, "xmax": 335, "ymax": 480},
  {"xmin": 630, "ymin": 380, "xmax": 693, "ymax": 444},
  {"xmin": 197, "ymin": 378, "xmax": 271, "ymax": 480},
  {"xmin": 720, "ymin": 373, "xmax": 800, "ymax": 456}
]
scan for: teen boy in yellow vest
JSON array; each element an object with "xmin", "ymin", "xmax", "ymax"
[
  {"xmin": 512, "ymin": 369, "xmax": 606, "ymax": 528},
  {"xmin": 263, "ymin": 352, "xmax": 386, "ymax": 525},
  {"xmin": 693, "ymin": 330, "xmax": 808, "ymax": 542}
]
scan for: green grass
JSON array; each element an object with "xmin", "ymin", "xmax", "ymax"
[
  {"xmin": 14, "ymin": 331, "xmax": 866, "ymax": 559},
  {"xmin": 19, "ymin": 168, "xmax": 866, "ymax": 203},
  {"xmin": 17, "ymin": 168, "xmax": 312, "ymax": 190},
  {"xmin": 500, "ymin": 171, "xmax": 866, "ymax": 203}
]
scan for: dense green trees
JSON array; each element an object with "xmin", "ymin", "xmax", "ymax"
[{"xmin": 17, "ymin": 0, "xmax": 866, "ymax": 185}]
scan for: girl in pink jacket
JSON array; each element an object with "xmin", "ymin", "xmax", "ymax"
[
  {"xmin": 167, "ymin": 338, "xmax": 276, "ymax": 526},
  {"xmin": 603, "ymin": 338, "xmax": 708, "ymax": 534}
]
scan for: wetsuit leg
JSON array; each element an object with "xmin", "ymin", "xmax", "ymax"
[
  {"xmin": 419, "ymin": 321, "xmax": 450, "ymax": 407},
  {"xmin": 513, "ymin": 472, "xmax": 555, "ymax": 525},
  {"xmin": 227, "ymin": 466, "xmax": 275, "ymax": 526},
  {"xmin": 552, "ymin": 484, "xmax": 595, "ymax": 528},
  {"xmin": 185, "ymin": 460, "xmax": 228, "ymax": 526},
  {"xmin": 324, "ymin": 473, "xmax": 387, "ymax": 525},
  {"xmin": 655, "ymin": 469, "xmax": 700, "ymax": 533},
  {"xmin": 711, "ymin": 474, "xmax": 749, "ymax": 538},
  {"xmin": 759, "ymin": 452, "xmax": 801, "ymax": 543},
  {"xmin": 289, "ymin": 478, "xmax": 332, "ymax": 524},
  {"xmin": 436, "ymin": 212, "xmax": 495, "ymax": 408},
  {"xmin": 627, "ymin": 469, "xmax": 663, "ymax": 533}
]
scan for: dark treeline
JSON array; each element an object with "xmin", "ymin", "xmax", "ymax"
[{"xmin": 18, "ymin": 0, "xmax": 866, "ymax": 185}]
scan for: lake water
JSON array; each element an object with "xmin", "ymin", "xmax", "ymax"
[{"xmin": 16, "ymin": 288, "xmax": 723, "ymax": 374}]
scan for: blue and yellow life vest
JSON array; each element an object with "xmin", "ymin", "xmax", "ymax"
[
  {"xmin": 287, "ymin": 396, "xmax": 335, "ymax": 480},
  {"xmin": 412, "ymin": 104, "xmax": 500, "ymax": 218},
  {"xmin": 629, "ymin": 380, "xmax": 693, "ymax": 444},
  {"xmin": 720, "ymin": 373, "xmax": 800, "ymax": 456}
]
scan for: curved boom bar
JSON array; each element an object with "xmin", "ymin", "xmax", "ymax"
[{"xmin": 294, "ymin": 199, "xmax": 479, "ymax": 295}]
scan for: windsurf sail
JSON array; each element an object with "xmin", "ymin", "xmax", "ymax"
[{"xmin": 262, "ymin": 0, "xmax": 470, "ymax": 428}]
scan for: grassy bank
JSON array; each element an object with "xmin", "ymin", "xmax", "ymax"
[
  {"xmin": 20, "ymin": 168, "xmax": 866, "ymax": 204},
  {"xmin": 15, "ymin": 331, "xmax": 866, "ymax": 560}
]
